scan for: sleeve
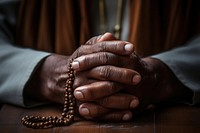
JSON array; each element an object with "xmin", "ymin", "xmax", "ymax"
[
  {"xmin": 0, "ymin": 0, "xmax": 50, "ymax": 107},
  {"xmin": 152, "ymin": 36, "xmax": 200, "ymax": 105}
]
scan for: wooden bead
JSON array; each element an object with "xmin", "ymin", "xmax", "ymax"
[
  {"xmin": 21, "ymin": 60, "xmax": 76, "ymax": 129},
  {"xmin": 69, "ymin": 110, "xmax": 74, "ymax": 114},
  {"xmin": 63, "ymin": 108, "xmax": 68, "ymax": 112}
]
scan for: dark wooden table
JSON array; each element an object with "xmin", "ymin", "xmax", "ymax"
[{"xmin": 0, "ymin": 104, "xmax": 199, "ymax": 133}]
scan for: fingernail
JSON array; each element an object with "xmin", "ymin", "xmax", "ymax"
[
  {"xmin": 71, "ymin": 61, "xmax": 80, "ymax": 70},
  {"xmin": 74, "ymin": 91, "xmax": 84, "ymax": 99},
  {"xmin": 132, "ymin": 75, "xmax": 141, "ymax": 84},
  {"xmin": 124, "ymin": 43, "xmax": 134, "ymax": 52},
  {"xmin": 130, "ymin": 99, "xmax": 139, "ymax": 108},
  {"xmin": 122, "ymin": 113, "xmax": 132, "ymax": 121},
  {"xmin": 80, "ymin": 108, "xmax": 90, "ymax": 116}
]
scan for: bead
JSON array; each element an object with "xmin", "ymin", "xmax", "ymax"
[
  {"xmin": 22, "ymin": 61, "xmax": 76, "ymax": 129},
  {"xmin": 40, "ymin": 122, "xmax": 44, "ymax": 126},
  {"xmin": 64, "ymin": 93, "xmax": 68, "ymax": 97},
  {"xmin": 68, "ymin": 80, "xmax": 72, "ymax": 85},
  {"xmin": 63, "ymin": 108, "xmax": 68, "ymax": 112},
  {"xmin": 69, "ymin": 74, "xmax": 74, "ymax": 78},
  {"xmin": 64, "ymin": 101, "xmax": 68, "ymax": 105},
  {"xmin": 69, "ymin": 107, "xmax": 74, "ymax": 110},
  {"xmin": 41, "ymin": 116, "xmax": 46, "ymax": 121},
  {"xmin": 68, "ymin": 94, "xmax": 72, "ymax": 99},
  {"xmin": 69, "ymin": 110, "xmax": 74, "ymax": 114},
  {"xmin": 68, "ymin": 102, "xmax": 73, "ymax": 106},
  {"xmin": 62, "ymin": 113, "xmax": 66, "ymax": 117},
  {"xmin": 68, "ymin": 89, "xmax": 72, "ymax": 93}
]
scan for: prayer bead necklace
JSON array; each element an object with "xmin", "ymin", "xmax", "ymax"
[{"xmin": 21, "ymin": 59, "xmax": 76, "ymax": 129}]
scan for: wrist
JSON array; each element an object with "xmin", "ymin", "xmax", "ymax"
[
  {"xmin": 142, "ymin": 57, "xmax": 193, "ymax": 104},
  {"xmin": 23, "ymin": 56, "xmax": 49, "ymax": 103}
]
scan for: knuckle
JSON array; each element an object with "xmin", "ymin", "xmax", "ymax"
[
  {"xmin": 114, "ymin": 41, "xmax": 121, "ymax": 51},
  {"xmin": 99, "ymin": 97, "xmax": 109, "ymax": 107},
  {"xmin": 85, "ymin": 89, "xmax": 95, "ymax": 100},
  {"xmin": 98, "ymin": 66, "xmax": 111, "ymax": 80},
  {"xmin": 73, "ymin": 46, "xmax": 82, "ymax": 58},
  {"xmin": 99, "ymin": 42, "xmax": 107, "ymax": 51},
  {"xmin": 85, "ymin": 36, "xmax": 98, "ymax": 45},
  {"xmin": 107, "ymin": 82, "xmax": 119, "ymax": 93},
  {"xmin": 73, "ymin": 77, "xmax": 82, "ymax": 88},
  {"xmin": 73, "ymin": 80, "xmax": 79, "ymax": 89},
  {"xmin": 98, "ymin": 52, "xmax": 110, "ymax": 64},
  {"xmin": 98, "ymin": 41, "xmax": 119, "ymax": 53},
  {"xmin": 81, "ymin": 55, "xmax": 90, "ymax": 67},
  {"xmin": 102, "ymin": 112, "xmax": 122, "ymax": 121},
  {"xmin": 85, "ymin": 39, "xmax": 93, "ymax": 45},
  {"xmin": 74, "ymin": 45, "xmax": 90, "ymax": 57},
  {"xmin": 111, "ymin": 113, "xmax": 121, "ymax": 121}
]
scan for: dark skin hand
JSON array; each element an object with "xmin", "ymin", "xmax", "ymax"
[
  {"xmin": 71, "ymin": 34, "xmax": 193, "ymax": 121},
  {"xmin": 25, "ymin": 33, "xmax": 193, "ymax": 121},
  {"xmin": 24, "ymin": 33, "xmax": 140, "ymax": 121}
]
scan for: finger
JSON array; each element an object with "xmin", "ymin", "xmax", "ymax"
[
  {"xmin": 79, "ymin": 103, "xmax": 133, "ymax": 121},
  {"xmin": 88, "ymin": 65, "xmax": 141, "ymax": 85},
  {"xmin": 78, "ymin": 103, "xmax": 111, "ymax": 118},
  {"xmin": 74, "ymin": 41, "xmax": 134, "ymax": 60},
  {"xmin": 74, "ymin": 81, "xmax": 121, "ymax": 101},
  {"xmin": 98, "ymin": 110, "xmax": 133, "ymax": 121},
  {"xmin": 97, "ymin": 32, "xmax": 116, "ymax": 42},
  {"xmin": 72, "ymin": 52, "xmax": 132, "ymax": 71},
  {"xmin": 73, "ymin": 70, "xmax": 100, "ymax": 88},
  {"xmin": 85, "ymin": 32, "xmax": 116, "ymax": 45},
  {"xmin": 73, "ymin": 71, "xmax": 90, "ymax": 89},
  {"xmin": 97, "ymin": 93, "xmax": 139, "ymax": 109}
]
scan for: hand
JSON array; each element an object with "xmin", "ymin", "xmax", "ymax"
[
  {"xmin": 23, "ymin": 33, "xmax": 136, "ymax": 105},
  {"xmin": 72, "ymin": 43, "xmax": 193, "ymax": 121},
  {"xmin": 72, "ymin": 52, "xmax": 142, "ymax": 121}
]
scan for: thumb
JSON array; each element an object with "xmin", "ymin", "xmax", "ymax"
[
  {"xmin": 97, "ymin": 32, "xmax": 116, "ymax": 42},
  {"xmin": 85, "ymin": 32, "xmax": 116, "ymax": 46}
]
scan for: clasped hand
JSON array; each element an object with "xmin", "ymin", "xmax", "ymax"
[
  {"xmin": 26, "ymin": 33, "xmax": 186, "ymax": 122},
  {"xmin": 71, "ymin": 33, "xmax": 159, "ymax": 121}
]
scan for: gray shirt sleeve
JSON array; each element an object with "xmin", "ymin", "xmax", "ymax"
[
  {"xmin": 0, "ymin": 0, "xmax": 50, "ymax": 107},
  {"xmin": 152, "ymin": 37, "xmax": 200, "ymax": 104},
  {"xmin": 0, "ymin": 43, "xmax": 50, "ymax": 106}
]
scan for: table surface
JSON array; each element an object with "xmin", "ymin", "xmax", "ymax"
[{"xmin": 0, "ymin": 104, "xmax": 200, "ymax": 133}]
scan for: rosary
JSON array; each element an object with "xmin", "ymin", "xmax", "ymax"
[{"xmin": 21, "ymin": 59, "xmax": 76, "ymax": 129}]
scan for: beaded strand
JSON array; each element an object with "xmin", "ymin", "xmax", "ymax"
[{"xmin": 21, "ymin": 59, "xmax": 76, "ymax": 129}]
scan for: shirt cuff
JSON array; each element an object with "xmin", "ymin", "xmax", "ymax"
[{"xmin": 151, "ymin": 41, "xmax": 200, "ymax": 105}]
